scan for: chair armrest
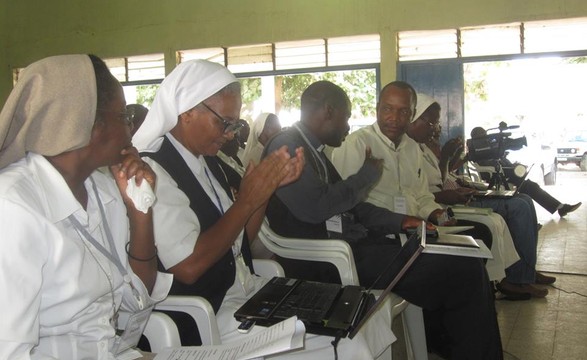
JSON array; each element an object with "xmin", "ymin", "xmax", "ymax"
[
  {"xmin": 154, "ymin": 295, "xmax": 221, "ymax": 345},
  {"xmin": 258, "ymin": 220, "xmax": 360, "ymax": 285},
  {"xmin": 142, "ymin": 311, "xmax": 181, "ymax": 352},
  {"xmin": 253, "ymin": 259, "xmax": 285, "ymax": 278}
]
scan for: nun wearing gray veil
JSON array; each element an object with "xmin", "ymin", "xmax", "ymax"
[
  {"xmin": 133, "ymin": 59, "xmax": 393, "ymax": 358},
  {"xmin": 0, "ymin": 54, "xmax": 171, "ymax": 359}
]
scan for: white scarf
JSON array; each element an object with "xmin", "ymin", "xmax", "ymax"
[
  {"xmin": 413, "ymin": 93, "xmax": 436, "ymax": 122},
  {"xmin": 132, "ymin": 60, "xmax": 237, "ymax": 153},
  {"xmin": 241, "ymin": 112, "xmax": 272, "ymax": 166}
]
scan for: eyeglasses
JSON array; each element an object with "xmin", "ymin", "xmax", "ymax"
[
  {"xmin": 97, "ymin": 107, "xmax": 136, "ymax": 127},
  {"xmin": 200, "ymin": 102, "xmax": 244, "ymax": 134}
]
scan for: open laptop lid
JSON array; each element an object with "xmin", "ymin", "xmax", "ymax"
[
  {"xmin": 512, "ymin": 163, "xmax": 534, "ymax": 196},
  {"xmin": 348, "ymin": 221, "xmax": 426, "ymax": 339},
  {"xmin": 475, "ymin": 163, "xmax": 534, "ymax": 198}
]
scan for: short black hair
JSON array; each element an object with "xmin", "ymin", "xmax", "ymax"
[
  {"xmin": 379, "ymin": 80, "xmax": 417, "ymax": 110},
  {"xmin": 301, "ymin": 80, "xmax": 349, "ymax": 115}
]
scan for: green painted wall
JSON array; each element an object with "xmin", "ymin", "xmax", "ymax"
[
  {"xmin": 1, "ymin": 1, "xmax": 9, "ymax": 103},
  {"xmin": 2, "ymin": 0, "xmax": 587, "ymax": 104}
]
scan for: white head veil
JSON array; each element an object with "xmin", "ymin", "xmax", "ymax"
[
  {"xmin": 413, "ymin": 93, "xmax": 437, "ymax": 123},
  {"xmin": 0, "ymin": 55, "xmax": 96, "ymax": 169},
  {"xmin": 133, "ymin": 60, "xmax": 237, "ymax": 153},
  {"xmin": 241, "ymin": 113, "xmax": 271, "ymax": 166}
]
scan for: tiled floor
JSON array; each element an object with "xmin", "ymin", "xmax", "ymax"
[
  {"xmin": 394, "ymin": 166, "xmax": 587, "ymax": 360},
  {"xmin": 497, "ymin": 166, "xmax": 587, "ymax": 360}
]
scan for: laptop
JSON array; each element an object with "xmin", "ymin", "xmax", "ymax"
[
  {"xmin": 234, "ymin": 222, "xmax": 427, "ymax": 338},
  {"xmin": 474, "ymin": 164, "xmax": 533, "ymax": 199}
]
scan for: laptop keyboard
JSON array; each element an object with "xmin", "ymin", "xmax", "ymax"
[{"xmin": 274, "ymin": 281, "xmax": 341, "ymax": 322}]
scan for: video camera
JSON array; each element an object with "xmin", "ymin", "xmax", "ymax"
[{"xmin": 466, "ymin": 122, "xmax": 527, "ymax": 162}]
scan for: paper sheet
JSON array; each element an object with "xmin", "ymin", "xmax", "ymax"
[{"xmin": 154, "ymin": 316, "xmax": 305, "ymax": 360}]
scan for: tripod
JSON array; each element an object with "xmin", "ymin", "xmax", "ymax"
[{"xmin": 487, "ymin": 159, "xmax": 511, "ymax": 191}]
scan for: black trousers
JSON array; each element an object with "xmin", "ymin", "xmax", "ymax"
[
  {"xmin": 504, "ymin": 169, "xmax": 561, "ymax": 213},
  {"xmin": 278, "ymin": 234, "xmax": 503, "ymax": 360}
]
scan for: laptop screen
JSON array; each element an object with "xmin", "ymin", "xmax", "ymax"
[{"xmin": 348, "ymin": 222, "xmax": 426, "ymax": 339}]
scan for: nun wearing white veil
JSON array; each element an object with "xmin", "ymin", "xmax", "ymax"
[{"xmin": 240, "ymin": 112, "xmax": 281, "ymax": 166}]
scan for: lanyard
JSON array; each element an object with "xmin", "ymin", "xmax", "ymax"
[
  {"xmin": 203, "ymin": 163, "xmax": 244, "ymax": 257},
  {"xmin": 68, "ymin": 177, "xmax": 129, "ymax": 280},
  {"xmin": 293, "ymin": 123, "xmax": 329, "ymax": 183},
  {"xmin": 204, "ymin": 166, "xmax": 225, "ymax": 215}
]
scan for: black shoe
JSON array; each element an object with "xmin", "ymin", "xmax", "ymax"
[{"xmin": 558, "ymin": 202, "xmax": 582, "ymax": 217}]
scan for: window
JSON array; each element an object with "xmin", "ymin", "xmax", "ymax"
[
  {"xmin": 239, "ymin": 68, "xmax": 378, "ymax": 130},
  {"xmin": 399, "ymin": 17, "xmax": 587, "ymax": 61},
  {"xmin": 227, "ymin": 44, "xmax": 273, "ymax": 73},
  {"xmin": 398, "ymin": 30, "xmax": 457, "ymax": 61},
  {"xmin": 12, "ymin": 68, "xmax": 23, "ymax": 85},
  {"xmin": 178, "ymin": 47, "xmax": 225, "ymax": 65},
  {"xmin": 178, "ymin": 34, "xmax": 380, "ymax": 70},
  {"xmin": 328, "ymin": 34, "xmax": 380, "ymax": 66},
  {"xmin": 104, "ymin": 53, "xmax": 165, "ymax": 83},
  {"xmin": 525, "ymin": 18, "xmax": 587, "ymax": 53},
  {"xmin": 461, "ymin": 23, "xmax": 521, "ymax": 57},
  {"xmin": 104, "ymin": 53, "xmax": 165, "ymax": 107},
  {"xmin": 275, "ymin": 39, "xmax": 326, "ymax": 70},
  {"xmin": 179, "ymin": 35, "xmax": 381, "ymax": 128}
]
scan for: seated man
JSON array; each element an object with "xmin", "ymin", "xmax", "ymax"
[
  {"xmin": 470, "ymin": 126, "xmax": 580, "ymax": 217},
  {"xmin": 133, "ymin": 60, "xmax": 395, "ymax": 359},
  {"xmin": 407, "ymin": 93, "xmax": 553, "ymax": 298},
  {"xmin": 265, "ymin": 80, "xmax": 502, "ymax": 360}
]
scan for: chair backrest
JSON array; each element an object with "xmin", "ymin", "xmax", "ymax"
[{"xmin": 257, "ymin": 219, "xmax": 360, "ymax": 285}]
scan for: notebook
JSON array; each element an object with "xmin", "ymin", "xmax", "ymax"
[
  {"xmin": 234, "ymin": 222, "xmax": 427, "ymax": 338},
  {"xmin": 429, "ymin": 233, "xmax": 480, "ymax": 248},
  {"xmin": 474, "ymin": 164, "xmax": 533, "ymax": 199}
]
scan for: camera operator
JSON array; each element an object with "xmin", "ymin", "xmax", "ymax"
[{"xmin": 470, "ymin": 127, "xmax": 581, "ymax": 217}]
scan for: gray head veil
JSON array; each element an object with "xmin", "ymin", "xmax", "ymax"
[{"xmin": 0, "ymin": 55, "xmax": 96, "ymax": 169}]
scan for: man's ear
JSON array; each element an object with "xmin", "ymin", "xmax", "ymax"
[{"xmin": 323, "ymin": 103, "xmax": 334, "ymax": 121}]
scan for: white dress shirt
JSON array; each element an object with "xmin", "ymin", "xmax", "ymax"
[
  {"xmin": 331, "ymin": 123, "xmax": 440, "ymax": 219},
  {"xmin": 0, "ymin": 153, "xmax": 172, "ymax": 360}
]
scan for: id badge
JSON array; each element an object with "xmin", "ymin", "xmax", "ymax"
[
  {"xmin": 394, "ymin": 196, "xmax": 407, "ymax": 214},
  {"xmin": 112, "ymin": 307, "xmax": 152, "ymax": 355},
  {"xmin": 235, "ymin": 253, "xmax": 255, "ymax": 296},
  {"xmin": 326, "ymin": 214, "xmax": 343, "ymax": 234}
]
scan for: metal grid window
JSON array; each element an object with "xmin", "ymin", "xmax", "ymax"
[
  {"xmin": 178, "ymin": 34, "xmax": 380, "ymax": 72},
  {"xmin": 104, "ymin": 53, "xmax": 165, "ymax": 83},
  {"xmin": 399, "ymin": 17, "xmax": 587, "ymax": 61}
]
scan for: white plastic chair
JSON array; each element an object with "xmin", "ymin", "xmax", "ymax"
[
  {"xmin": 257, "ymin": 219, "xmax": 428, "ymax": 360},
  {"xmin": 142, "ymin": 311, "xmax": 182, "ymax": 352},
  {"xmin": 117, "ymin": 308, "xmax": 181, "ymax": 353},
  {"xmin": 151, "ymin": 258, "xmax": 284, "ymax": 346}
]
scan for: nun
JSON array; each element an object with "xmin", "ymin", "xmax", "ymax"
[
  {"xmin": 241, "ymin": 112, "xmax": 282, "ymax": 166},
  {"xmin": 133, "ymin": 59, "xmax": 391, "ymax": 358},
  {"xmin": 0, "ymin": 54, "xmax": 172, "ymax": 359}
]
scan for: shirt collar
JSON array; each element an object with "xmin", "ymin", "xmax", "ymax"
[
  {"xmin": 372, "ymin": 122, "xmax": 407, "ymax": 151},
  {"xmin": 28, "ymin": 153, "xmax": 115, "ymax": 224},
  {"xmin": 166, "ymin": 133, "xmax": 205, "ymax": 175},
  {"xmin": 294, "ymin": 122, "xmax": 325, "ymax": 152}
]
